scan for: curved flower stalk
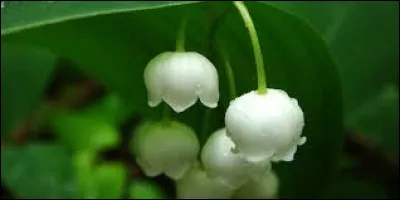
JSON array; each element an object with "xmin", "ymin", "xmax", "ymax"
[
  {"xmin": 175, "ymin": 163, "xmax": 235, "ymax": 199},
  {"xmin": 233, "ymin": 170, "xmax": 280, "ymax": 199},
  {"xmin": 131, "ymin": 120, "xmax": 200, "ymax": 180},
  {"xmin": 201, "ymin": 128, "xmax": 271, "ymax": 189},
  {"xmin": 225, "ymin": 89, "xmax": 306, "ymax": 163}
]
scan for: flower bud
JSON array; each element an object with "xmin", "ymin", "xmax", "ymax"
[
  {"xmin": 144, "ymin": 52, "xmax": 219, "ymax": 113},
  {"xmin": 233, "ymin": 170, "xmax": 279, "ymax": 199},
  {"xmin": 201, "ymin": 128, "xmax": 271, "ymax": 189},
  {"xmin": 176, "ymin": 163, "xmax": 234, "ymax": 199},
  {"xmin": 225, "ymin": 89, "xmax": 306, "ymax": 163},
  {"xmin": 131, "ymin": 121, "xmax": 200, "ymax": 180}
]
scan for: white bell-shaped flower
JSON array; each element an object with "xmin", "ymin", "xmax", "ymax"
[
  {"xmin": 201, "ymin": 128, "xmax": 271, "ymax": 189},
  {"xmin": 225, "ymin": 89, "xmax": 306, "ymax": 163},
  {"xmin": 176, "ymin": 163, "xmax": 235, "ymax": 199},
  {"xmin": 233, "ymin": 170, "xmax": 279, "ymax": 199},
  {"xmin": 131, "ymin": 120, "xmax": 200, "ymax": 180},
  {"xmin": 144, "ymin": 52, "xmax": 220, "ymax": 113}
]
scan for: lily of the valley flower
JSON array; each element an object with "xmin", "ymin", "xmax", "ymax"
[
  {"xmin": 144, "ymin": 52, "xmax": 220, "ymax": 113},
  {"xmin": 176, "ymin": 163, "xmax": 235, "ymax": 199},
  {"xmin": 131, "ymin": 120, "xmax": 200, "ymax": 180},
  {"xmin": 233, "ymin": 170, "xmax": 279, "ymax": 199},
  {"xmin": 225, "ymin": 89, "xmax": 306, "ymax": 163},
  {"xmin": 201, "ymin": 128, "xmax": 271, "ymax": 189}
]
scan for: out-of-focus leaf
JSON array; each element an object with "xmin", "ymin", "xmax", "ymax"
[
  {"xmin": 73, "ymin": 152, "xmax": 127, "ymax": 199},
  {"xmin": 83, "ymin": 93, "xmax": 135, "ymax": 125},
  {"xmin": 264, "ymin": 1, "xmax": 399, "ymax": 116},
  {"xmin": 129, "ymin": 180, "xmax": 165, "ymax": 199},
  {"xmin": 1, "ymin": 1, "xmax": 344, "ymax": 198},
  {"xmin": 338, "ymin": 155, "xmax": 357, "ymax": 170},
  {"xmin": 1, "ymin": 1, "xmax": 200, "ymax": 35},
  {"xmin": 50, "ymin": 111, "xmax": 120, "ymax": 152},
  {"xmin": 73, "ymin": 150, "xmax": 97, "ymax": 198},
  {"xmin": 346, "ymin": 85, "xmax": 399, "ymax": 160},
  {"xmin": 1, "ymin": 44, "xmax": 57, "ymax": 140},
  {"xmin": 263, "ymin": 1, "xmax": 355, "ymax": 39},
  {"xmin": 0, "ymin": 143, "xmax": 78, "ymax": 198},
  {"xmin": 92, "ymin": 163, "xmax": 127, "ymax": 199},
  {"xmin": 330, "ymin": 175, "xmax": 387, "ymax": 199}
]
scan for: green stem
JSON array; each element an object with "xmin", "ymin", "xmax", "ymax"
[
  {"xmin": 233, "ymin": 1, "xmax": 267, "ymax": 94},
  {"xmin": 206, "ymin": 6, "xmax": 233, "ymax": 58},
  {"xmin": 176, "ymin": 17, "xmax": 188, "ymax": 52},
  {"xmin": 217, "ymin": 41, "xmax": 237, "ymax": 99},
  {"xmin": 204, "ymin": 6, "xmax": 237, "ymax": 99}
]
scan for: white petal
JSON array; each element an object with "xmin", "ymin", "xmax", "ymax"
[
  {"xmin": 136, "ymin": 157, "xmax": 162, "ymax": 177},
  {"xmin": 195, "ymin": 53, "xmax": 219, "ymax": 108},
  {"xmin": 272, "ymin": 136, "xmax": 307, "ymax": 162},
  {"xmin": 144, "ymin": 51, "xmax": 220, "ymax": 112},
  {"xmin": 147, "ymin": 93, "xmax": 162, "ymax": 108},
  {"xmin": 199, "ymin": 88, "xmax": 219, "ymax": 109},
  {"xmin": 298, "ymin": 136, "xmax": 307, "ymax": 146},
  {"xmin": 249, "ymin": 159, "xmax": 272, "ymax": 182},
  {"xmin": 176, "ymin": 164, "xmax": 235, "ymax": 199},
  {"xmin": 161, "ymin": 53, "xmax": 207, "ymax": 112},
  {"xmin": 201, "ymin": 128, "xmax": 252, "ymax": 188},
  {"xmin": 271, "ymin": 145, "xmax": 297, "ymax": 162},
  {"xmin": 144, "ymin": 52, "xmax": 173, "ymax": 107},
  {"xmin": 165, "ymin": 160, "xmax": 191, "ymax": 180},
  {"xmin": 225, "ymin": 89, "xmax": 305, "ymax": 162}
]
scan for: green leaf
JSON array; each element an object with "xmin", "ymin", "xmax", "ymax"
[
  {"xmin": 0, "ymin": 143, "xmax": 78, "ymax": 198},
  {"xmin": 83, "ymin": 93, "xmax": 135, "ymax": 124},
  {"xmin": 73, "ymin": 152, "xmax": 127, "ymax": 199},
  {"xmin": 1, "ymin": 44, "xmax": 57, "ymax": 140},
  {"xmin": 330, "ymin": 175, "xmax": 387, "ymax": 199},
  {"xmin": 50, "ymin": 111, "xmax": 120, "ymax": 152},
  {"xmin": 263, "ymin": 1, "xmax": 399, "ymax": 117},
  {"xmin": 73, "ymin": 150, "xmax": 97, "ymax": 198},
  {"xmin": 92, "ymin": 163, "xmax": 127, "ymax": 199},
  {"xmin": 129, "ymin": 180, "xmax": 165, "ymax": 199},
  {"xmin": 346, "ymin": 85, "xmax": 399, "ymax": 160},
  {"xmin": 1, "ymin": 1, "xmax": 344, "ymax": 198},
  {"xmin": 1, "ymin": 1, "xmax": 200, "ymax": 35}
]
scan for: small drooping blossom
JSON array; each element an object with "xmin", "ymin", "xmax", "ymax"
[
  {"xmin": 233, "ymin": 170, "xmax": 280, "ymax": 199},
  {"xmin": 201, "ymin": 128, "xmax": 271, "ymax": 189},
  {"xmin": 144, "ymin": 52, "xmax": 219, "ymax": 113},
  {"xmin": 175, "ymin": 163, "xmax": 235, "ymax": 199},
  {"xmin": 131, "ymin": 120, "xmax": 199, "ymax": 180},
  {"xmin": 225, "ymin": 89, "xmax": 306, "ymax": 163}
]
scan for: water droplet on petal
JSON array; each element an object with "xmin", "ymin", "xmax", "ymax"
[{"xmin": 194, "ymin": 83, "xmax": 202, "ymax": 95}]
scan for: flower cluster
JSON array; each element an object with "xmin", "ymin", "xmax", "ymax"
[
  {"xmin": 133, "ymin": 49, "xmax": 306, "ymax": 198},
  {"xmin": 130, "ymin": 1, "xmax": 307, "ymax": 199}
]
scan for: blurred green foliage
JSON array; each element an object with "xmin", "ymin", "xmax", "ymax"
[
  {"xmin": 1, "ymin": 44, "xmax": 57, "ymax": 140},
  {"xmin": 1, "ymin": 144, "xmax": 78, "ymax": 198},
  {"xmin": 129, "ymin": 180, "xmax": 165, "ymax": 199},
  {"xmin": 51, "ymin": 111, "xmax": 120, "ymax": 152}
]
